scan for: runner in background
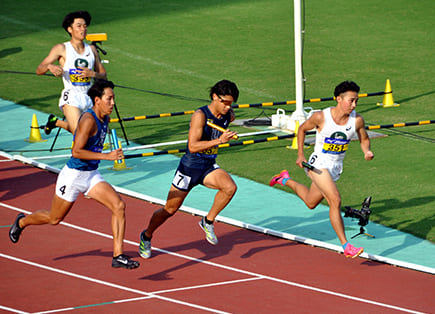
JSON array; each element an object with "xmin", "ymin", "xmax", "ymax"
[{"xmin": 36, "ymin": 10, "xmax": 106, "ymax": 135}]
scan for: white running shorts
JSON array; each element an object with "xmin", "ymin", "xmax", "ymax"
[
  {"xmin": 58, "ymin": 89, "xmax": 93, "ymax": 111},
  {"xmin": 55, "ymin": 165, "xmax": 105, "ymax": 202},
  {"xmin": 306, "ymin": 152, "xmax": 343, "ymax": 182}
]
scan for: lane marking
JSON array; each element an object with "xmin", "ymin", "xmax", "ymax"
[
  {"xmin": 1, "ymin": 202, "xmax": 426, "ymax": 314},
  {"xmin": 31, "ymin": 278, "xmax": 261, "ymax": 313},
  {"xmin": 0, "ymin": 253, "xmax": 229, "ymax": 314},
  {"xmin": 151, "ymin": 277, "xmax": 262, "ymax": 295},
  {"xmin": 0, "ymin": 305, "xmax": 29, "ymax": 314}
]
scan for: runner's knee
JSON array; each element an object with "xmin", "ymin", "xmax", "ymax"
[
  {"xmin": 162, "ymin": 206, "xmax": 177, "ymax": 216},
  {"xmin": 112, "ymin": 199, "xmax": 126, "ymax": 217},
  {"xmin": 305, "ymin": 202, "xmax": 318, "ymax": 210},
  {"xmin": 222, "ymin": 182, "xmax": 237, "ymax": 197}
]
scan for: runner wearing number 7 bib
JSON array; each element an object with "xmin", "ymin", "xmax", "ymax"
[{"xmin": 138, "ymin": 80, "xmax": 239, "ymax": 259}]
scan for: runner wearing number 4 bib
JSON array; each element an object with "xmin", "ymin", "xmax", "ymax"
[
  {"xmin": 9, "ymin": 80, "xmax": 139, "ymax": 269},
  {"xmin": 139, "ymin": 80, "xmax": 239, "ymax": 259},
  {"xmin": 270, "ymin": 81, "xmax": 374, "ymax": 259}
]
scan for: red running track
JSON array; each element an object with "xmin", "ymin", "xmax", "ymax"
[{"xmin": 0, "ymin": 157, "xmax": 434, "ymax": 313}]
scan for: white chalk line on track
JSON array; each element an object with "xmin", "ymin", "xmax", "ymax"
[
  {"xmin": 1, "ymin": 202, "xmax": 426, "ymax": 314},
  {"xmin": 7, "ymin": 153, "xmax": 435, "ymax": 276},
  {"xmin": 0, "ymin": 305, "xmax": 28, "ymax": 314},
  {"xmin": 32, "ymin": 278, "xmax": 262, "ymax": 314},
  {"xmin": 0, "ymin": 253, "xmax": 229, "ymax": 314}
]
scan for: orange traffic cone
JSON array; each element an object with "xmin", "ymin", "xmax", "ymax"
[
  {"xmin": 377, "ymin": 79, "xmax": 400, "ymax": 107},
  {"xmin": 25, "ymin": 114, "xmax": 47, "ymax": 143}
]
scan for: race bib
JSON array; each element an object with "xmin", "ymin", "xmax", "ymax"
[
  {"xmin": 69, "ymin": 68, "xmax": 91, "ymax": 86},
  {"xmin": 197, "ymin": 146, "xmax": 218, "ymax": 159},
  {"xmin": 172, "ymin": 170, "xmax": 191, "ymax": 190},
  {"xmin": 322, "ymin": 138, "xmax": 350, "ymax": 154}
]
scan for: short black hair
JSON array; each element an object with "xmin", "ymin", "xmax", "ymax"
[
  {"xmin": 62, "ymin": 11, "xmax": 91, "ymax": 34},
  {"xmin": 334, "ymin": 80, "xmax": 360, "ymax": 97},
  {"xmin": 209, "ymin": 80, "xmax": 239, "ymax": 102},
  {"xmin": 87, "ymin": 79, "xmax": 114, "ymax": 104}
]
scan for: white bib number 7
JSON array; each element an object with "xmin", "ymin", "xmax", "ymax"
[{"xmin": 172, "ymin": 170, "xmax": 191, "ymax": 190}]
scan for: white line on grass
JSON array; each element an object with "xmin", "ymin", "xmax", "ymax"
[
  {"xmin": 107, "ymin": 46, "xmax": 276, "ymax": 99},
  {"xmin": 0, "ymin": 14, "xmax": 274, "ymax": 100},
  {"xmin": 1, "ymin": 202, "xmax": 425, "ymax": 314}
]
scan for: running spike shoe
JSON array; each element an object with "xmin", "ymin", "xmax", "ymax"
[
  {"xmin": 269, "ymin": 170, "xmax": 290, "ymax": 187},
  {"xmin": 112, "ymin": 254, "xmax": 140, "ymax": 269},
  {"xmin": 199, "ymin": 217, "xmax": 218, "ymax": 245},
  {"xmin": 44, "ymin": 114, "xmax": 58, "ymax": 135},
  {"xmin": 344, "ymin": 243, "xmax": 364, "ymax": 258},
  {"xmin": 9, "ymin": 213, "xmax": 25, "ymax": 243},
  {"xmin": 139, "ymin": 230, "xmax": 152, "ymax": 259}
]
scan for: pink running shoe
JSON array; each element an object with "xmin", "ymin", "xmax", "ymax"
[
  {"xmin": 344, "ymin": 243, "xmax": 364, "ymax": 258},
  {"xmin": 269, "ymin": 170, "xmax": 290, "ymax": 187}
]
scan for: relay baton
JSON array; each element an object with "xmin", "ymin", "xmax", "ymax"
[
  {"xmin": 111, "ymin": 129, "xmax": 123, "ymax": 164},
  {"xmin": 302, "ymin": 161, "xmax": 315, "ymax": 170},
  {"xmin": 206, "ymin": 121, "xmax": 239, "ymax": 139}
]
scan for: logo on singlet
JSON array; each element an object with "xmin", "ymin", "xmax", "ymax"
[
  {"xmin": 70, "ymin": 58, "xmax": 91, "ymax": 86},
  {"xmin": 330, "ymin": 131, "xmax": 347, "ymax": 140},
  {"xmin": 74, "ymin": 58, "xmax": 89, "ymax": 68}
]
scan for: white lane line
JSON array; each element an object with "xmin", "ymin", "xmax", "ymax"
[
  {"xmin": 31, "ymin": 278, "xmax": 262, "ymax": 313},
  {"xmin": 0, "ymin": 253, "xmax": 229, "ymax": 314},
  {"xmin": 1, "ymin": 202, "xmax": 425, "ymax": 314},
  {"xmin": 0, "ymin": 305, "xmax": 29, "ymax": 314},
  {"xmin": 151, "ymin": 277, "xmax": 262, "ymax": 295}
]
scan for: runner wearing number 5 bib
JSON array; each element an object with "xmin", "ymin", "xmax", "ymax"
[{"xmin": 270, "ymin": 81, "xmax": 374, "ymax": 259}]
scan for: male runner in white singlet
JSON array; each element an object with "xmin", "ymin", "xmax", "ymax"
[
  {"xmin": 270, "ymin": 81, "xmax": 374, "ymax": 259},
  {"xmin": 36, "ymin": 11, "xmax": 106, "ymax": 135}
]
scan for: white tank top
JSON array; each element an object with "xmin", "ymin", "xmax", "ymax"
[
  {"xmin": 62, "ymin": 42, "xmax": 95, "ymax": 93},
  {"xmin": 313, "ymin": 107, "xmax": 356, "ymax": 162}
]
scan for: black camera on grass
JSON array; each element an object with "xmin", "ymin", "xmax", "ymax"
[{"xmin": 344, "ymin": 196, "xmax": 372, "ymax": 227}]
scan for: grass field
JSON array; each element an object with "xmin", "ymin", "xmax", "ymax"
[{"xmin": 1, "ymin": 0, "xmax": 434, "ymax": 242}]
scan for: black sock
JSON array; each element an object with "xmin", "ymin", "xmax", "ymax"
[
  {"xmin": 204, "ymin": 217, "xmax": 213, "ymax": 225},
  {"xmin": 142, "ymin": 230, "xmax": 152, "ymax": 241}
]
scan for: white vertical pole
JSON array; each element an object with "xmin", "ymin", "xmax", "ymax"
[{"xmin": 289, "ymin": 0, "xmax": 306, "ymax": 129}]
